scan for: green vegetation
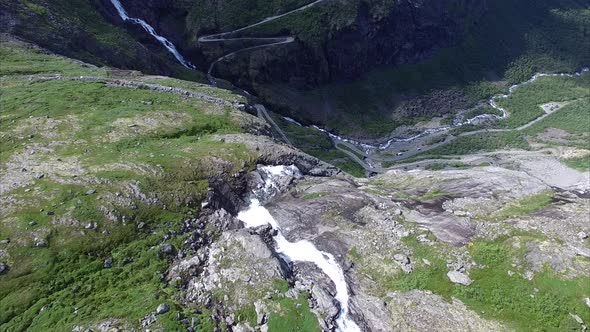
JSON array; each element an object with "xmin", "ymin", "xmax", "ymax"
[
  {"xmin": 336, "ymin": 143, "xmax": 365, "ymax": 160},
  {"xmin": 459, "ymin": 239, "xmax": 590, "ymax": 331},
  {"xmin": 497, "ymin": 76, "xmax": 589, "ymax": 128},
  {"xmin": 423, "ymin": 131, "xmax": 529, "ymax": 157},
  {"xmin": 423, "ymin": 162, "xmax": 470, "ymax": 171},
  {"xmin": 270, "ymin": 113, "xmax": 366, "ymax": 177},
  {"xmin": 267, "ymin": 293, "xmax": 320, "ymax": 332},
  {"xmin": 0, "ymin": 39, "xmax": 106, "ymax": 77},
  {"xmin": 563, "ymin": 155, "xmax": 590, "ymax": 171},
  {"xmin": 302, "ymin": 192, "xmax": 330, "ymax": 200},
  {"xmin": 491, "ymin": 192, "xmax": 554, "ymax": 221},
  {"xmin": 0, "ymin": 38, "xmax": 254, "ymax": 331},
  {"xmin": 388, "ymin": 237, "xmax": 454, "ymax": 297},
  {"xmin": 524, "ymin": 98, "xmax": 590, "ymax": 149},
  {"xmin": 235, "ymin": 304, "xmax": 258, "ymax": 327},
  {"xmin": 386, "ymin": 236, "xmax": 590, "ymax": 331}
]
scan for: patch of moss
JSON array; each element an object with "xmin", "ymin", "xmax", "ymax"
[
  {"xmin": 301, "ymin": 192, "xmax": 330, "ymax": 200},
  {"xmin": 267, "ymin": 293, "xmax": 320, "ymax": 332},
  {"xmin": 491, "ymin": 191, "xmax": 554, "ymax": 221}
]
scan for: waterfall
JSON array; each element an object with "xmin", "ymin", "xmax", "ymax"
[
  {"xmin": 238, "ymin": 165, "xmax": 361, "ymax": 332},
  {"xmin": 109, "ymin": 0, "xmax": 195, "ymax": 69}
]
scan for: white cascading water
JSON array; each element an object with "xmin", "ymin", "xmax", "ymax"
[
  {"xmin": 238, "ymin": 165, "xmax": 361, "ymax": 332},
  {"xmin": 109, "ymin": 0, "xmax": 195, "ymax": 69}
]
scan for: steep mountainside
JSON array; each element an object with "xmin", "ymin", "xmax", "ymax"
[
  {"xmin": 0, "ymin": 0, "xmax": 203, "ymax": 81},
  {"xmin": 119, "ymin": 0, "xmax": 485, "ymax": 80},
  {"xmin": 98, "ymin": 0, "xmax": 589, "ymax": 138}
]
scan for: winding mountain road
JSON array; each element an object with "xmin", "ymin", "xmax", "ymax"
[
  {"xmin": 255, "ymin": 104, "xmax": 294, "ymax": 146},
  {"xmin": 338, "ymin": 101, "xmax": 584, "ymax": 166},
  {"xmin": 197, "ymin": 0, "xmax": 327, "ymax": 85}
]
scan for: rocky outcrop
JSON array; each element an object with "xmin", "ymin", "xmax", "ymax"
[{"xmin": 213, "ymin": 133, "xmax": 344, "ymax": 177}]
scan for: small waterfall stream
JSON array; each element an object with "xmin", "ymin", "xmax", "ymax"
[
  {"xmin": 237, "ymin": 165, "xmax": 361, "ymax": 332},
  {"xmin": 109, "ymin": 0, "xmax": 195, "ymax": 69}
]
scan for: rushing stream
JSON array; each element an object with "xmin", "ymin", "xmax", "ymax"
[
  {"xmin": 109, "ymin": 0, "xmax": 195, "ymax": 69},
  {"xmin": 238, "ymin": 165, "xmax": 361, "ymax": 332}
]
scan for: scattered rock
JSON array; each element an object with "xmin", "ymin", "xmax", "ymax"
[
  {"xmin": 233, "ymin": 323, "xmax": 255, "ymax": 332},
  {"xmin": 570, "ymin": 313, "xmax": 585, "ymax": 325},
  {"xmin": 160, "ymin": 243, "xmax": 176, "ymax": 256},
  {"xmin": 447, "ymin": 271, "xmax": 473, "ymax": 286},
  {"xmin": 225, "ymin": 313, "xmax": 235, "ymax": 326},
  {"xmin": 254, "ymin": 301, "xmax": 267, "ymax": 325},
  {"xmin": 34, "ymin": 239, "xmax": 48, "ymax": 247},
  {"xmin": 156, "ymin": 303, "xmax": 170, "ymax": 315},
  {"xmin": 422, "ymin": 258, "xmax": 431, "ymax": 266},
  {"xmin": 141, "ymin": 312, "xmax": 157, "ymax": 327},
  {"xmin": 137, "ymin": 222, "xmax": 146, "ymax": 229},
  {"xmin": 394, "ymin": 254, "xmax": 410, "ymax": 264},
  {"xmin": 522, "ymin": 271, "xmax": 534, "ymax": 280},
  {"xmin": 416, "ymin": 234, "xmax": 431, "ymax": 243},
  {"xmin": 29, "ymin": 221, "xmax": 37, "ymax": 226},
  {"xmin": 86, "ymin": 189, "xmax": 97, "ymax": 195},
  {"xmin": 0, "ymin": 263, "xmax": 8, "ymax": 274},
  {"xmin": 585, "ymin": 297, "xmax": 590, "ymax": 309},
  {"xmin": 394, "ymin": 209, "xmax": 403, "ymax": 216},
  {"xmin": 36, "ymin": 173, "xmax": 45, "ymax": 179},
  {"xmin": 284, "ymin": 288, "xmax": 299, "ymax": 299},
  {"xmin": 104, "ymin": 257, "xmax": 113, "ymax": 268},
  {"xmin": 0, "ymin": 239, "xmax": 10, "ymax": 245},
  {"xmin": 578, "ymin": 231, "xmax": 588, "ymax": 240}
]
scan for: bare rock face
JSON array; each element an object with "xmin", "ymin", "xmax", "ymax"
[{"xmin": 184, "ymin": 229, "xmax": 286, "ymax": 308}]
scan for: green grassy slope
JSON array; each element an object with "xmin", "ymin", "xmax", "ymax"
[{"xmin": 0, "ymin": 37, "xmax": 255, "ymax": 331}]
